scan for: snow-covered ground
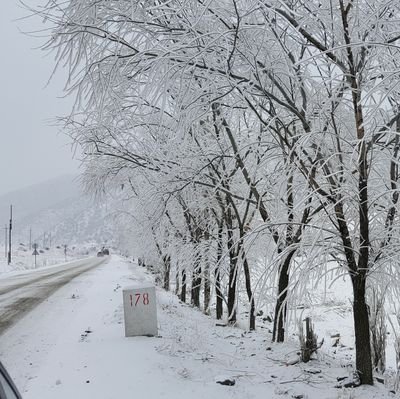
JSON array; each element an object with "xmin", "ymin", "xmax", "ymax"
[
  {"xmin": 0, "ymin": 256, "xmax": 393, "ymax": 398},
  {"xmin": 0, "ymin": 243, "xmax": 96, "ymax": 274}
]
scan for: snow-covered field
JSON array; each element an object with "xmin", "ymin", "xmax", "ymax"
[
  {"xmin": 0, "ymin": 256, "xmax": 394, "ymax": 398},
  {"xmin": 0, "ymin": 243, "xmax": 96, "ymax": 274}
]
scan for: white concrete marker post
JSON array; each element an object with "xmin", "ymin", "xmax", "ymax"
[{"xmin": 123, "ymin": 285, "xmax": 158, "ymax": 337}]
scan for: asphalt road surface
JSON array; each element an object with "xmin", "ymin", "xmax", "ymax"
[{"xmin": 0, "ymin": 257, "xmax": 106, "ymax": 334}]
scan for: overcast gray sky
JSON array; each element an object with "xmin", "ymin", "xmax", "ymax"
[{"xmin": 0, "ymin": 2, "xmax": 80, "ymax": 196}]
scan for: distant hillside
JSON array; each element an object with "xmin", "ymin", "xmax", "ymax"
[
  {"xmin": 0, "ymin": 175, "xmax": 117, "ymax": 247},
  {"xmin": 0, "ymin": 175, "xmax": 80, "ymax": 220}
]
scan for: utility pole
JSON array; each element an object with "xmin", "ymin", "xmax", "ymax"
[
  {"xmin": 7, "ymin": 205, "xmax": 12, "ymax": 265},
  {"xmin": 29, "ymin": 228, "xmax": 32, "ymax": 251},
  {"xmin": 4, "ymin": 225, "xmax": 7, "ymax": 259}
]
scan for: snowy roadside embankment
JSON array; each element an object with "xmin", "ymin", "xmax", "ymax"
[
  {"xmin": 0, "ymin": 244, "xmax": 92, "ymax": 275},
  {"xmin": 0, "ymin": 256, "xmax": 390, "ymax": 399}
]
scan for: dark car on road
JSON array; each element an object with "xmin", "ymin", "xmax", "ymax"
[
  {"xmin": 0, "ymin": 362, "xmax": 22, "ymax": 399},
  {"xmin": 97, "ymin": 248, "xmax": 110, "ymax": 257}
]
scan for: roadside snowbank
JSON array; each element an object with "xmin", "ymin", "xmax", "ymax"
[{"xmin": 0, "ymin": 243, "xmax": 91, "ymax": 274}]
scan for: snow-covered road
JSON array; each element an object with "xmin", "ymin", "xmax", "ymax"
[{"xmin": 0, "ymin": 257, "xmax": 106, "ymax": 334}]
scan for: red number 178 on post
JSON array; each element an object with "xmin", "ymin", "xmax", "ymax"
[{"xmin": 130, "ymin": 293, "xmax": 150, "ymax": 306}]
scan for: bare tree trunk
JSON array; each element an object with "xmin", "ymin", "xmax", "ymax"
[
  {"xmin": 352, "ymin": 274, "xmax": 373, "ymax": 385},
  {"xmin": 175, "ymin": 265, "xmax": 180, "ymax": 296},
  {"xmin": 273, "ymin": 251, "xmax": 295, "ymax": 342},
  {"xmin": 243, "ymin": 256, "xmax": 255, "ymax": 331},
  {"xmin": 227, "ymin": 256, "xmax": 237, "ymax": 324},
  {"xmin": 215, "ymin": 268, "xmax": 223, "ymax": 319},
  {"xmin": 191, "ymin": 253, "xmax": 202, "ymax": 308},
  {"xmin": 180, "ymin": 268, "xmax": 187, "ymax": 303},
  {"xmin": 227, "ymin": 229, "xmax": 237, "ymax": 324},
  {"xmin": 163, "ymin": 254, "xmax": 171, "ymax": 291},
  {"xmin": 215, "ymin": 220, "xmax": 224, "ymax": 319},
  {"xmin": 271, "ymin": 169, "xmax": 296, "ymax": 341},
  {"xmin": 204, "ymin": 256, "xmax": 211, "ymax": 314}
]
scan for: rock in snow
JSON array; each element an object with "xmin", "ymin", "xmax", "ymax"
[{"xmin": 215, "ymin": 375, "xmax": 236, "ymax": 386}]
